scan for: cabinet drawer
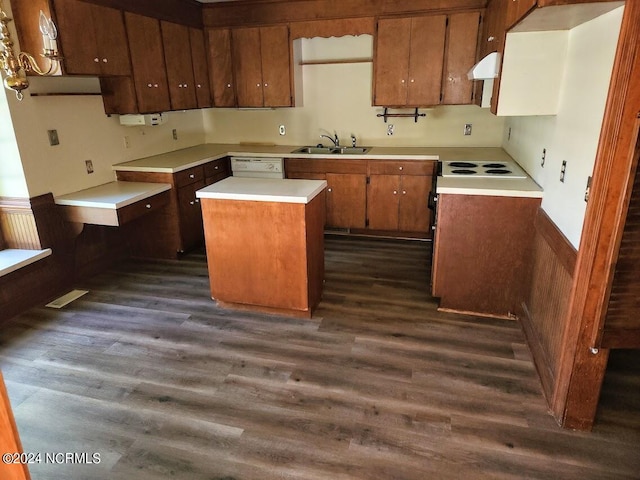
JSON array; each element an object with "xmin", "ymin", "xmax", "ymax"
[
  {"xmin": 368, "ymin": 160, "xmax": 435, "ymax": 176},
  {"xmin": 175, "ymin": 166, "xmax": 205, "ymax": 188},
  {"xmin": 286, "ymin": 158, "xmax": 367, "ymax": 174},
  {"xmin": 118, "ymin": 190, "xmax": 171, "ymax": 225},
  {"xmin": 204, "ymin": 158, "xmax": 229, "ymax": 178}
]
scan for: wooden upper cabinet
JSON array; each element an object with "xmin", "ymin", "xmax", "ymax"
[
  {"xmin": 124, "ymin": 12, "xmax": 171, "ymax": 113},
  {"xmin": 190, "ymin": 28, "xmax": 213, "ymax": 108},
  {"xmin": 442, "ymin": 12, "xmax": 481, "ymax": 105},
  {"xmin": 232, "ymin": 25, "xmax": 293, "ymax": 107},
  {"xmin": 374, "ymin": 15, "xmax": 446, "ymax": 107},
  {"xmin": 232, "ymin": 27, "xmax": 264, "ymax": 107},
  {"xmin": 260, "ymin": 26, "xmax": 293, "ymax": 107},
  {"xmin": 207, "ymin": 28, "xmax": 236, "ymax": 107},
  {"xmin": 161, "ymin": 21, "xmax": 198, "ymax": 110},
  {"xmin": 506, "ymin": 0, "xmax": 537, "ymax": 29},
  {"xmin": 53, "ymin": 0, "xmax": 130, "ymax": 76}
]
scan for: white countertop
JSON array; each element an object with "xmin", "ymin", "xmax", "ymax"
[
  {"xmin": 55, "ymin": 181, "xmax": 172, "ymax": 209},
  {"xmin": 436, "ymin": 176, "xmax": 543, "ymax": 198},
  {"xmin": 111, "ymin": 144, "xmax": 526, "ymax": 174},
  {"xmin": 0, "ymin": 248, "xmax": 52, "ymax": 277},
  {"xmin": 196, "ymin": 177, "xmax": 327, "ymax": 204}
]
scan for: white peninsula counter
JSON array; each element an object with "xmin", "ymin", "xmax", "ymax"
[{"xmin": 196, "ymin": 177, "xmax": 327, "ymax": 318}]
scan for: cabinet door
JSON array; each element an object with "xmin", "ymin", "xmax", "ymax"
[
  {"xmin": 398, "ymin": 175, "xmax": 431, "ymax": 233},
  {"xmin": 407, "ymin": 15, "xmax": 447, "ymax": 106},
  {"xmin": 53, "ymin": 0, "xmax": 100, "ymax": 75},
  {"xmin": 326, "ymin": 174, "xmax": 367, "ymax": 229},
  {"xmin": 207, "ymin": 28, "xmax": 236, "ymax": 107},
  {"xmin": 178, "ymin": 180, "xmax": 205, "ymax": 252},
  {"xmin": 161, "ymin": 21, "xmax": 197, "ymax": 111},
  {"xmin": 190, "ymin": 28, "xmax": 212, "ymax": 108},
  {"xmin": 92, "ymin": 4, "xmax": 131, "ymax": 76},
  {"xmin": 373, "ymin": 18, "xmax": 411, "ymax": 106},
  {"xmin": 260, "ymin": 26, "xmax": 292, "ymax": 107},
  {"xmin": 125, "ymin": 13, "xmax": 171, "ymax": 113},
  {"xmin": 232, "ymin": 27, "xmax": 264, "ymax": 107},
  {"xmin": 442, "ymin": 12, "xmax": 480, "ymax": 105},
  {"xmin": 367, "ymin": 175, "xmax": 400, "ymax": 231}
]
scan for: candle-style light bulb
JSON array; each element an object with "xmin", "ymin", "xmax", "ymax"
[
  {"xmin": 47, "ymin": 15, "xmax": 57, "ymax": 53},
  {"xmin": 38, "ymin": 10, "xmax": 51, "ymax": 50}
]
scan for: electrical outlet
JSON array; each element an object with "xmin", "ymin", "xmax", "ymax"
[
  {"xmin": 172, "ymin": 129, "xmax": 178, "ymax": 140},
  {"xmin": 387, "ymin": 124, "xmax": 394, "ymax": 136},
  {"xmin": 47, "ymin": 129, "xmax": 59, "ymax": 146},
  {"xmin": 278, "ymin": 125, "xmax": 286, "ymax": 136},
  {"xmin": 85, "ymin": 160, "xmax": 94, "ymax": 174},
  {"xmin": 464, "ymin": 124, "xmax": 472, "ymax": 136},
  {"xmin": 123, "ymin": 136, "xmax": 130, "ymax": 149},
  {"xmin": 560, "ymin": 160, "xmax": 567, "ymax": 182},
  {"xmin": 541, "ymin": 148, "xmax": 546, "ymax": 167}
]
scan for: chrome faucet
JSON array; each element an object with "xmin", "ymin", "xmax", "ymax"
[{"xmin": 320, "ymin": 133, "xmax": 339, "ymax": 147}]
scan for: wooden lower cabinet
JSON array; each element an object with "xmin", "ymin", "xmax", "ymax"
[
  {"xmin": 326, "ymin": 173, "xmax": 367, "ymax": 229},
  {"xmin": 116, "ymin": 158, "xmax": 230, "ymax": 258},
  {"xmin": 286, "ymin": 158, "xmax": 435, "ymax": 235},
  {"xmin": 431, "ymin": 193, "xmax": 540, "ymax": 318},
  {"xmin": 367, "ymin": 174, "xmax": 431, "ymax": 233}
]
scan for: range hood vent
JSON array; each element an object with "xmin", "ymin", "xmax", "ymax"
[{"xmin": 467, "ymin": 52, "xmax": 501, "ymax": 80}]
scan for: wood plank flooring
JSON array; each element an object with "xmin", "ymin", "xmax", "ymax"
[{"xmin": 0, "ymin": 236, "xmax": 638, "ymax": 479}]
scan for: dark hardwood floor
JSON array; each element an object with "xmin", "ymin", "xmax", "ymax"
[{"xmin": 0, "ymin": 236, "xmax": 638, "ymax": 479}]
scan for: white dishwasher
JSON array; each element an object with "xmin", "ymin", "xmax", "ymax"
[{"xmin": 230, "ymin": 157, "xmax": 285, "ymax": 179}]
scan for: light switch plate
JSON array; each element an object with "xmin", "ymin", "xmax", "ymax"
[{"xmin": 47, "ymin": 129, "xmax": 59, "ymax": 146}]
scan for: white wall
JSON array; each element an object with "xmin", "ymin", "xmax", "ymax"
[
  {"xmin": 0, "ymin": 87, "xmax": 29, "ymax": 197},
  {"xmin": 502, "ymin": 6, "xmax": 624, "ymax": 249},
  {"xmin": 204, "ymin": 36, "xmax": 505, "ymax": 148}
]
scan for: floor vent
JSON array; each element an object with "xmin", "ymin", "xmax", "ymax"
[{"xmin": 46, "ymin": 289, "xmax": 89, "ymax": 309}]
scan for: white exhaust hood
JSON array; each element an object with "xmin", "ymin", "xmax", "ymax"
[{"xmin": 467, "ymin": 52, "xmax": 501, "ymax": 80}]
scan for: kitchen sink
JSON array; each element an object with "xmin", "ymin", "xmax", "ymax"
[{"xmin": 292, "ymin": 146, "xmax": 371, "ymax": 155}]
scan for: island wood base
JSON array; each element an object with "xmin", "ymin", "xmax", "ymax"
[{"xmin": 201, "ymin": 192, "xmax": 325, "ymax": 318}]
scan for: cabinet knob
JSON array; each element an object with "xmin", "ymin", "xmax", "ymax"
[
  {"xmin": 154, "ymin": 84, "xmax": 159, "ymax": 88},
  {"xmin": 393, "ymin": 190, "xmax": 397, "ymax": 195},
  {"xmin": 146, "ymin": 204, "xmax": 151, "ymax": 209},
  {"xmin": 93, "ymin": 57, "xmax": 99, "ymax": 63},
  {"xmin": 214, "ymin": 166, "xmax": 219, "ymax": 170},
  {"xmin": 264, "ymin": 83, "xmax": 268, "ymax": 87},
  {"xmin": 197, "ymin": 84, "xmax": 202, "ymax": 88},
  {"xmin": 189, "ymin": 174, "xmax": 195, "ymax": 178},
  {"xmin": 195, "ymin": 198, "xmax": 200, "ymax": 203},
  {"xmin": 190, "ymin": 201, "xmax": 195, "ymax": 205},
  {"xmin": 102, "ymin": 58, "xmax": 107, "ymax": 63},
  {"xmin": 399, "ymin": 166, "xmax": 403, "ymax": 170},
  {"xmin": 227, "ymin": 83, "xmax": 231, "ymax": 88},
  {"xmin": 488, "ymin": 36, "xmax": 495, "ymax": 42},
  {"xmin": 256, "ymin": 83, "xmax": 261, "ymax": 87},
  {"xmin": 184, "ymin": 83, "xmax": 188, "ymax": 88},
  {"xmin": 402, "ymin": 190, "xmax": 407, "ymax": 195},
  {"xmin": 401, "ymin": 79, "xmax": 406, "ymax": 84},
  {"xmin": 328, "ymin": 188, "xmax": 332, "ymax": 192},
  {"xmin": 410, "ymin": 79, "xmax": 414, "ymax": 83}
]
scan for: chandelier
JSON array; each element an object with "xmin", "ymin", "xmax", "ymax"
[{"xmin": 0, "ymin": 1, "xmax": 62, "ymax": 100}]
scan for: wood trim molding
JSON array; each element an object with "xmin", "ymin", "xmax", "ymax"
[
  {"xmin": 0, "ymin": 196, "xmax": 41, "ymax": 250},
  {"xmin": 81, "ymin": 0, "xmax": 203, "ymax": 27},
  {"xmin": 203, "ymin": 0, "xmax": 486, "ymax": 28},
  {"xmin": 552, "ymin": 0, "xmax": 640, "ymax": 431},
  {"xmin": 290, "ymin": 17, "xmax": 375, "ymax": 39}
]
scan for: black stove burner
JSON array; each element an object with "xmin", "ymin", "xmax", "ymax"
[
  {"xmin": 485, "ymin": 169, "xmax": 512, "ymax": 175},
  {"xmin": 483, "ymin": 163, "xmax": 506, "ymax": 168},
  {"xmin": 451, "ymin": 169, "xmax": 477, "ymax": 175},
  {"xmin": 449, "ymin": 162, "xmax": 478, "ymax": 168}
]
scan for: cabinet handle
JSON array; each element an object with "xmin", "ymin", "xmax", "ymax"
[{"xmin": 146, "ymin": 204, "xmax": 151, "ymax": 209}]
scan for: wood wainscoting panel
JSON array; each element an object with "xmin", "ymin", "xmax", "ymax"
[
  {"xmin": 0, "ymin": 197, "xmax": 41, "ymax": 250},
  {"xmin": 521, "ymin": 208, "xmax": 577, "ymax": 403}
]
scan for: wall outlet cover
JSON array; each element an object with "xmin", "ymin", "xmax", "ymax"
[
  {"xmin": 85, "ymin": 160, "xmax": 94, "ymax": 174},
  {"xmin": 279, "ymin": 125, "xmax": 286, "ymax": 136},
  {"xmin": 47, "ymin": 129, "xmax": 59, "ymax": 146}
]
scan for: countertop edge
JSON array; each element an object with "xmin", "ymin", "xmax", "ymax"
[
  {"xmin": 196, "ymin": 179, "xmax": 328, "ymax": 204},
  {"xmin": 55, "ymin": 182, "xmax": 172, "ymax": 209}
]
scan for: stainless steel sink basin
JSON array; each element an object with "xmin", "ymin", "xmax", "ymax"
[{"xmin": 292, "ymin": 146, "xmax": 371, "ymax": 155}]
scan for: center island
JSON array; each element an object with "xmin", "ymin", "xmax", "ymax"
[{"xmin": 196, "ymin": 177, "xmax": 327, "ymax": 318}]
